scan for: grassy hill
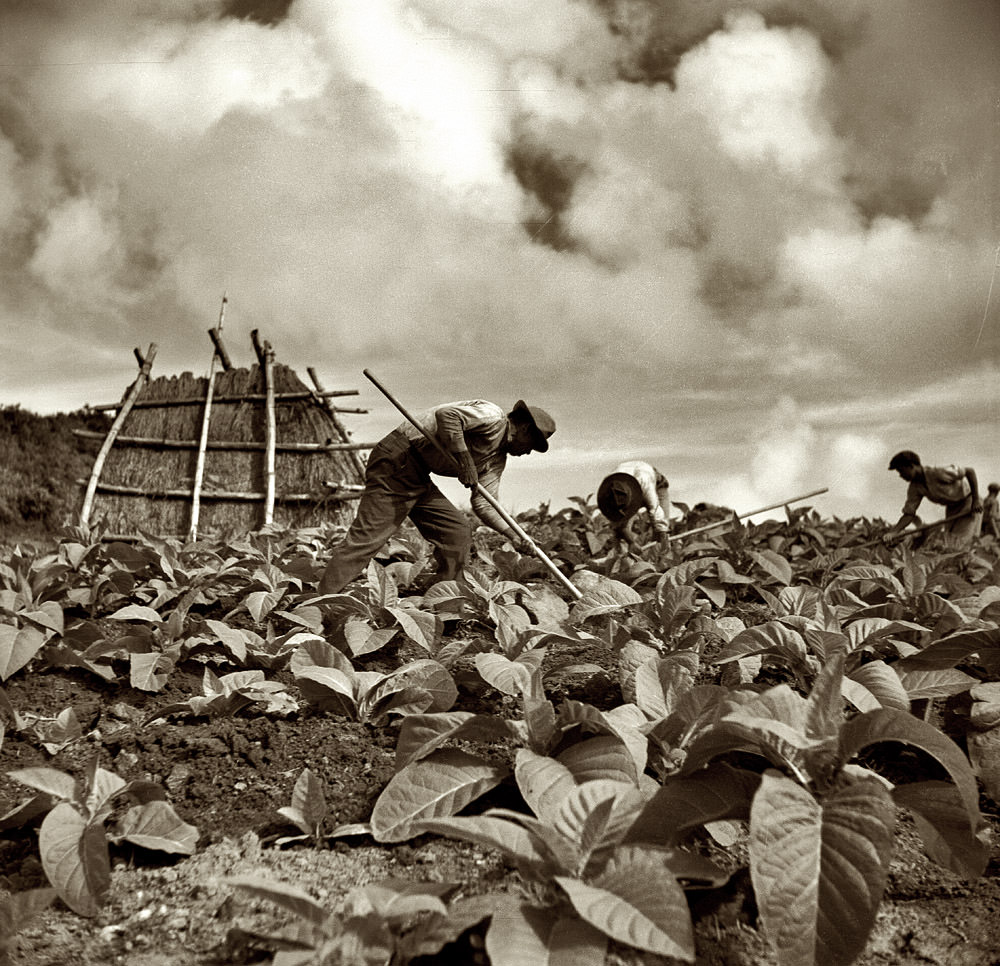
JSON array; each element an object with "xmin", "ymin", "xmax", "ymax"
[{"xmin": 0, "ymin": 405, "xmax": 111, "ymax": 540}]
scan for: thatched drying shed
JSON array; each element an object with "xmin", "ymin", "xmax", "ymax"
[{"xmin": 76, "ymin": 330, "xmax": 370, "ymax": 539}]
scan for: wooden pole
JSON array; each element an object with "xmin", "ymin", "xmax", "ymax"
[
  {"xmin": 363, "ymin": 369, "xmax": 583, "ymax": 600},
  {"xmin": 78, "ymin": 479, "xmax": 364, "ymax": 502},
  {"xmin": 262, "ymin": 339, "xmax": 277, "ymax": 526},
  {"xmin": 79, "ymin": 344, "xmax": 158, "ymax": 526},
  {"xmin": 71, "ymin": 429, "xmax": 376, "ymax": 452},
  {"xmin": 188, "ymin": 295, "xmax": 227, "ymax": 542},
  {"xmin": 307, "ymin": 366, "xmax": 367, "ymax": 477},
  {"xmin": 208, "ymin": 327, "xmax": 233, "ymax": 371},
  {"xmin": 88, "ymin": 389, "xmax": 360, "ymax": 410},
  {"xmin": 668, "ymin": 487, "xmax": 829, "ymax": 542},
  {"xmin": 846, "ymin": 510, "xmax": 975, "ymax": 551}
]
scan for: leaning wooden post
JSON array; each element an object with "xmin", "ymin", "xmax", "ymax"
[
  {"xmin": 262, "ymin": 342, "xmax": 277, "ymax": 525},
  {"xmin": 80, "ymin": 343, "xmax": 158, "ymax": 526},
  {"xmin": 251, "ymin": 329, "xmax": 277, "ymax": 526},
  {"xmin": 307, "ymin": 366, "xmax": 366, "ymax": 477},
  {"xmin": 187, "ymin": 294, "xmax": 227, "ymax": 542}
]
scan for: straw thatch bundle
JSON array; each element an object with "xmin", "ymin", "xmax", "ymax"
[{"xmin": 88, "ymin": 363, "xmax": 365, "ymax": 537}]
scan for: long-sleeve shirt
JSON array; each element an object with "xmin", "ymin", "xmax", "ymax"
[
  {"xmin": 613, "ymin": 459, "xmax": 671, "ymax": 533},
  {"xmin": 902, "ymin": 465, "xmax": 972, "ymax": 515},
  {"xmin": 398, "ymin": 400, "xmax": 510, "ymax": 531}
]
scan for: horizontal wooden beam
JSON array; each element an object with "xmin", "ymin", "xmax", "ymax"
[
  {"xmin": 72, "ymin": 429, "xmax": 375, "ymax": 452},
  {"xmin": 77, "ymin": 480, "xmax": 364, "ymax": 503},
  {"xmin": 90, "ymin": 389, "xmax": 361, "ymax": 411}
]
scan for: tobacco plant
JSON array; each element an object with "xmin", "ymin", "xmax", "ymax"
[
  {"xmin": 5, "ymin": 755, "xmax": 197, "ymax": 916},
  {"xmin": 633, "ymin": 649, "xmax": 987, "ymax": 966}
]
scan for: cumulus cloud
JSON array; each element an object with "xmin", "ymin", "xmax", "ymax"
[{"xmin": 0, "ymin": 0, "xmax": 996, "ymax": 516}]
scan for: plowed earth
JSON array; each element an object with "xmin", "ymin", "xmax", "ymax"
[{"xmin": 2, "ymin": 641, "xmax": 1000, "ymax": 966}]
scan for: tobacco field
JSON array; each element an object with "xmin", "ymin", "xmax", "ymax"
[{"xmin": 2, "ymin": 498, "xmax": 1000, "ymax": 966}]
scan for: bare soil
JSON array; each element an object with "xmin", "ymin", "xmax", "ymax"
[{"xmin": 3, "ymin": 656, "xmax": 1000, "ymax": 966}]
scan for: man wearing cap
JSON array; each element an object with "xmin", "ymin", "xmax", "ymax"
[
  {"xmin": 318, "ymin": 398, "xmax": 555, "ymax": 594},
  {"xmin": 886, "ymin": 449, "xmax": 982, "ymax": 548},
  {"xmin": 597, "ymin": 460, "xmax": 671, "ymax": 552}
]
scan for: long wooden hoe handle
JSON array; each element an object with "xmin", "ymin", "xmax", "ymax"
[
  {"xmin": 849, "ymin": 509, "xmax": 976, "ymax": 550},
  {"xmin": 667, "ymin": 487, "xmax": 830, "ymax": 542},
  {"xmin": 363, "ymin": 369, "xmax": 582, "ymax": 600}
]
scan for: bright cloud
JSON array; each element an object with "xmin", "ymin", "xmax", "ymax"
[{"xmin": 0, "ymin": 0, "xmax": 996, "ymax": 520}]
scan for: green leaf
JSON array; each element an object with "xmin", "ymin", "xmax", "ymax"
[
  {"xmin": 557, "ymin": 735, "xmax": 637, "ymax": 786},
  {"xmin": 750, "ymin": 549, "xmax": 792, "ymax": 586},
  {"xmin": 556, "ymin": 845, "xmax": 695, "ymax": 961},
  {"xmin": 475, "ymin": 652, "xmax": 536, "ymax": 699},
  {"xmin": 389, "ymin": 606, "xmax": 441, "ymax": 652},
  {"xmin": 366, "ymin": 560, "xmax": 399, "ymax": 610},
  {"xmin": 749, "ymin": 770, "xmax": 895, "ymax": 966},
  {"xmin": 362, "ymin": 879, "xmax": 451, "ymax": 921},
  {"xmin": 38, "ymin": 803, "xmax": 110, "ymax": 917},
  {"xmin": 569, "ymin": 577, "xmax": 643, "ymax": 621},
  {"xmin": 895, "ymin": 628, "xmax": 1000, "ymax": 671},
  {"xmin": 634, "ymin": 652, "xmax": 699, "ymax": 720},
  {"xmin": 716, "ymin": 621, "xmax": 807, "ymax": 666},
  {"xmin": 204, "ymin": 620, "xmax": 249, "ymax": 663},
  {"xmin": 0, "ymin": 624, "xmax": 47, "ymax": 680},
  {"xmin": 370, "ymin": 749, "xmax": 507, "ymax": 843},
  {"xmin": 515, "ymin": 749, "xmax": 577, "ymax": 824},
  {"xmin": 294, "ymin": 666, "xmax": 357, "ymax": 716},
  {"xmin": 897, "ymin": 667, "xmax": 978, "ymax": 700},
  {"xmin": 290, "ymin": 768, "xmax": 327, "ymax": 834},
  {"xmin": 552, "ymin": 780, "xmax": 638, "ymax": 863},
  {"xmin": 9, "ymin": 767, "xmax": 78, "ymax": 801},
  {"xmin": 625, "ymin": 763, "xmax": 759, "ymax": 846},
  {"xmin": 113, "ymin": 801, "xmax": 198, "ymax": 854},
  {"xmin": 245, "ymin": 590, "xmax": 284, "ymax": 623},
  {"xmin": 394, "ymin": 712, "xmax": 515, "ymax": 769},
  {"xmin": 843, "ymin": 618, "xmax": 927, "ymax": 652},
  {"xmin": 412, "ymin": 815, "xmax": 543, "ymax": 869},
  {"xmin": 844, "ymin": 661, "xmax": 910, "ymax": 713},
  {"xmin": 107, "ymin": 604, "xmax": 162, "ymax": 623},
  {"xmin": 129, "ymin": 651, "xmax": 173, "ymax": 692},
  {"xmin": 484, "ymin": 897, "xmax": 607, "ymax": 966},
  {"xmin": 290, "ymin": 637, "xmax": 353, "ymax": 675},
  {"xmin": 20, "ymin": 602, "xmax": 64, "ymax": 634},
  {"xmin": 804, "ymin": 648, "xmax": 846, "ymax": 742},
  {"xmin": 383, "ymin": 659, "xmax": 456, "ymax": 714},
  {"xmin": 892, "ymin": 781, "xmax": 989, "ymax": 879},
  {"xmin": 343, "ymin": 618, "xmax": 398, "ymax": 657}
]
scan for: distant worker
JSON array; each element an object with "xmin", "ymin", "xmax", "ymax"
[
  {"xmin": 318, "ymin": 399, "xmax": 555, "ymax": 594},
  {"xmin": 886, "ymin": 450, "xmax": 982, "ymax": 548},
  {"xmin": 597, "ymin": 460, "xmax": 671, "ymax": 551},
  {"xmin": 982, "ymin": 482, "xmax": 1000, "ymax": 539}
]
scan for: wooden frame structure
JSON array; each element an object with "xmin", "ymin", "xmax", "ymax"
[{"xmin": 77, "ymin": 317, "xmax": 374, "ymax": 539}]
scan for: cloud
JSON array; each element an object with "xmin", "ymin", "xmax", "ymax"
[{"xmin": 0, "ymin": 0, "xmax": 996, "ymax": 521}]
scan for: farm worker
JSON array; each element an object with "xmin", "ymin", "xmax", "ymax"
[
  {"xmin": 597, "ymin": 460, "xmax": 671, "ymax": 551},
  {"xmin": 886, "ymin": 450, "xmax": 982, "ymax": 549},
  {"xmin": 318, "ymin": 399, "xmax": 555, "ymax": 594},
  {"xmin": 982, "ymin": 483, "xmax": 1000, "ymax": 538}
]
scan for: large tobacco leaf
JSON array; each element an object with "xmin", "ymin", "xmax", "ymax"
[
  {"xmin": 37, "ymin": 803, "xmax": 111, "ymax": 917},
  {"xmin": 370, "ymin": 749, "xmax": 507, "ymax": 842},
  {"xmin": 556, "ymin": 845, "xmax": 695, "ymax": 962},
  {"xmin": 749, "ymin": 770, "xmax": 895, "ymax": 966}
]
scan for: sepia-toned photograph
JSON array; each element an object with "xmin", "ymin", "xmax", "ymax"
[{"xmin": 1, "ymin": 2, "xmax": 998, "ymax": 963}]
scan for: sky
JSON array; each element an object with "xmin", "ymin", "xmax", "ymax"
[{"xmin": 1, "ymin": 0, "xmax": 998, "ymax": 525}]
